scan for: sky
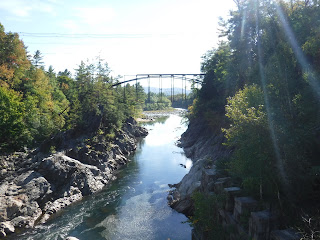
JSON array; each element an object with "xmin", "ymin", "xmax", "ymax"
[{"xmin": 0, "ymin": 0, "xmax": 235, "ymax": 85}]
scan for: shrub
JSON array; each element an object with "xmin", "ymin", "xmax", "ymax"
[{"xmin": 223, "ymin": 84, "xmax": 280, "ymax": 201}]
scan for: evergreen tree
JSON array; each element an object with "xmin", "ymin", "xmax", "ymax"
[{"xmin": 32, "ymin": 50, "xmax": 44, "ymax": 68}]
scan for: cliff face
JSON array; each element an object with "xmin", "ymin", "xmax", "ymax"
[
  {"xmin": 0, "ymin": 118, "xmax": 148, "ymax": 237},
  {"xmin": 178, "ymin": 118, "xmax": 228, "ymax": 160},
  {"xmin": 168, "ymin": 118, "xmax": 303, "ymax": 240},
  {"xmin": 168, "ymin": 118, "xmax": 230, "ymax": 215}
]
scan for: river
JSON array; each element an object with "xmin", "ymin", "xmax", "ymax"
[{"xmin": 10, "ymin": 113, "xmax": 192, "ymax": 240}]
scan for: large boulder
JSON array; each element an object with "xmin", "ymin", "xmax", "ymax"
[
  {"xmin": 0, "ymin": 171, "xmax": 49, "ymax": 231},
  {"xmin": 114, "ymin": 131, "xmax": 137, "ymax": 155},
  {"xmin": 124, "ymin": 117, "xmax": 148, "ymax": 138},
  {"xmin": 15, "ymin": 171, "xmax": 52, "ymax": 202},
  {"xmin": 38, "ymin": 153, "xmax": 108, "ymax": 196},
  {"xmin": 39, "ymin": 190, "xmax": 83, "ymax": 223}
]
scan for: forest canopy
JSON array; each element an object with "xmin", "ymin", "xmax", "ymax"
[
  {"xmin": 0, "ymin": 24, "xmax": 146, "ymax": 152},
  {"xmin": 190, "ymin": 0, "xmax": 320, "ymax": 223}
]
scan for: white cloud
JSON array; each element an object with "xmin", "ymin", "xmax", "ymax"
[{"xmin": 0, "ymin": 0, "xmax": 56, "ymax": 18}]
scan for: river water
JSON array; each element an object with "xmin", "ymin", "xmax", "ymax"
[{"xmin": 11, "ymin": 113, "xmax": 192, "ymax": 240}]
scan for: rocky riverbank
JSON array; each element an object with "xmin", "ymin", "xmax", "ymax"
[
  {"xmin": 139, "ymin": 108, "xmax": 187, "ymax": 121},
  {"xmin": 167, "ymin": 118, "xmax": 230, "ymax": 215},
  {"xmin": 0, "ymin": 117, "xmax": 148, "ymax": 238},
  {"xmin": 168, "ymin": 118, "xmax": 303, "ymax": 240}
]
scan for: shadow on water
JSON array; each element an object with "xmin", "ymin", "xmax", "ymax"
[{"xmin": 9, "ymin": 114, "xmax": 192, "ymax": 240}]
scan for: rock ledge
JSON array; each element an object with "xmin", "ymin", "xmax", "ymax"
[{"xmin": 0, "ymin": 117, "xmax": 147, "ymax": 237}]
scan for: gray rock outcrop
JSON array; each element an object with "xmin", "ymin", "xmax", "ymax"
[
  {"xmin": 0, "ymin": 118, "xmax": 148, "ymax": 237},
  {"xmin": 168, "ymin": 118, "xmax": 229, "ymax": 215}
]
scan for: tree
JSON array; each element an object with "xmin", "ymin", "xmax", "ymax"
[
  {"xmin": 144, "ymin": 92, "xmax": 171, "ymax": 110},
  {"xmin": 0, "ymin": 23, "xmax": 30, "ymax": 88},
  {"xmin": 0, "ymin": 86, "xmax": 27, "ymax": 151},
  {"xmin": 0, "ymin": 22, "xmax": 149, "ymax": 152},
  {"xmin": 32, "ymin": 50, "xmax": 44, "ymax": 68},
  {"xmin": 58, "ymin": 69, "xmax": 72, "ymax": 77},
  {"xmin": 223, "ymin": 85, "xmax": 279, "ymax": 200},
  {"xmin": 47, "ymin": 65, "xmax": 56, "ymax": 79}
]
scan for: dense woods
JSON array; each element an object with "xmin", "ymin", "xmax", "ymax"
[
  {"xmin": 0, "ymin": 23, "xmax": 146, "ymax": 152},
  {"xmin": 189, "ymin": 0, "xmax": 320, "ymax": 234}
]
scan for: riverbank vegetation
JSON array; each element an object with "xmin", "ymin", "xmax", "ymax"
[
  {"xmin": 188, "ymin": 0, "xmax": 320, "ymax": 236},
  {"xmin": 144, "ymin": 92, "xmax": 172, "ymax": 110},
  {"xmin": 0, "ymin": 23, "xmax": 147, "ymax": 153},
  {"xmin": 143, "ymin": 92, "xmax": 195, "ymax": 110}
]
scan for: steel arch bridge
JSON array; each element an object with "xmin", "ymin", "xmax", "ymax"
[{"xmin": 112, "ymin": 74, "xmax": 205, "ymax": 103}]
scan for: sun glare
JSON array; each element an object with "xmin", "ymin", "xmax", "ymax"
[
  {"xmin": 255, "ymin": 1, "xmax": 287, "ymax": 185},
  {"xmin": 275, "ymin": 2, "xmax": 320, "ymax": 101}
]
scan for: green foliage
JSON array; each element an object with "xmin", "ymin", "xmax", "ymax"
[
  {"xmin": 190, "ymin": 192, "xmax": 226, "ymax": 239},
  {"xmin": 0, "ymin": 24, "xmax": 146, "ymax": 152},
  {"xmin": 114, "ymin": 82, "xmax": 146, "ymax": 118},
  {"xmin": 73, "ymin": 59, "xmax": 146, "ymax": 135},
  {"xmin": 0, "ymin": 24, "xmax": 30, "ymax": 88},
  {"xmin": 224, "ymin": 84, "xmax": 266, "ymax": 127},
  {"xmin": 215, "ymin": 156, "xmax": 231, "ymax": 176},
  {"xmin": 32, "ymin": 50, "xmax": 44, "ymax": 68},
  {"xmin": 190, "ymin": 42, "xmax": 232, "ymax": 120},
  {"xmin": 223, "ymin": 85, "xmax": 279, "ymax": 200},
  {"xmin": 0, "ymin": 86, "xmax": 27, "ymax": 151},
  {"xmin": 171, "ymin": 93, "xmax": 194, "ymax": 109},
  {"xmin": 144, "ymin": 92, "xmax": 171, "ymax": 110},
  {"xmin": 188, "ymin": 0, "xmax": 320, "ymax": 222}
]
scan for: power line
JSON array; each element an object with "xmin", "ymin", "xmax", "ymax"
[{"xmin": 18, "ymin": 32, "xmax": 175, "ymax": 39}]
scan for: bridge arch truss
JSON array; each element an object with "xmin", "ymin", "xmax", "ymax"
[{"xmin": 112, "ymin": 74, "xmax": 205, "ymax": 103}]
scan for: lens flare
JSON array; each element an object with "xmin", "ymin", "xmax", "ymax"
[
  {"xmin": 275, "ymin": 3, "xmax": 320, "ymax": 101},
  {"xmin": 254, "ymin": 0, "xmax": 288, "ymax": 185},
  {"xmin": 241, "ymin": 8, "xmax": 247, "ymax": 40}
]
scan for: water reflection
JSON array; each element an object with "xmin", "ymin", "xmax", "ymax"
[
  {"xmin": 145, "ymin": 115, "xmax": 186, "ymax": 146},
  {"xmin": 142, "ymin": 116, "xmax": 169, "ymax": 126}
]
